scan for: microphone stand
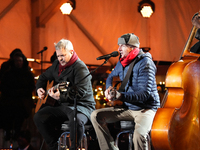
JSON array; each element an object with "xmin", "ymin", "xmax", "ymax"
[
  {"xmin": 37, "ymin": 47, "xmax": 47, "ymax": 74},
  {"xmin": 69, "ymin": 58, "xmax": 109, "ymax": 149},
  {"xmin": 41, "ymin": 52, "xmax": 44, "ymax": 74}
]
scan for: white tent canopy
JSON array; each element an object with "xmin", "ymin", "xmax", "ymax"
[{"xmin": 0, "ymin": 0, "xmax": 200, "ymax": 70}]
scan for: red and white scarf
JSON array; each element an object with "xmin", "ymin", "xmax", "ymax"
[{"xmin": 120, "ymin": 48, "xmax": 140, "ymax": 67}]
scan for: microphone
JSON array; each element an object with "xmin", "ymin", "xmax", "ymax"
[
  {"xmin": 96, "ymin": 51, "xmax": 119, "ymax": 60},
  {"xmin": 37, "ymin": 47, "xmax": 48, "ymax": 54}
]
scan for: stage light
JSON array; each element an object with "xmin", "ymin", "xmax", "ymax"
[
  {"xmin": 60, "ymin": 0, "xmax": 76, "ymax": 15},
  {"xmin": 138, "ymin": 0, "xmax": 155, "ymax": 18}
]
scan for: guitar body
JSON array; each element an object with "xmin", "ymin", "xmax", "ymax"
[
  {"xmin": 35, "ymin": 81, "xmax": 69, "ymax": 113},
  {"xmin": 35, "ymin": 96, "xmax": 46, "ymax": 113},
  {"xmin": 35, "ymin": 94, "xmax": 56, "ymax": 113}
]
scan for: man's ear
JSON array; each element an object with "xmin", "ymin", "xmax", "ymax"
[
  {"xmin": 69, "ymin": 49, "xmax": 74, "ymax": 54},
  {"xmin": 131, "ymin": 47, "xmax": 135, "ymax": 50}
]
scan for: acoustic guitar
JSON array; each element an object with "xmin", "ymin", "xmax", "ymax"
[{"xmin": 35, "ymin": 81, "xmax": 70, "ymax": 113}]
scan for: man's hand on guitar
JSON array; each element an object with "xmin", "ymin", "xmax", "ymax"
[
  {"xmin": 105, "ymin": 86, "xmax": 122, "ymax": 100},
  {"xmin": 48, "ymin": 87, "xmax": 60, "ymax": 100},
  {"xmin": 105, "ymin": 86, "xmax": 122, "ymax": 106},
  {"xmin": 37, "ymin": 88, "xmax": 46, "ymax": 99},
  {"xmin": 105, "ymin": 86, "xmax": 115, "ymax": 100},
  {"xmin": 192, "ymin": 12, "xmax": 200, "ymax": 29}
]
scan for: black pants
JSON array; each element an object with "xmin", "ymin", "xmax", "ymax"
[{"xmin": 33, "ymin": 105, "xmax": 88, "ymax": 150}]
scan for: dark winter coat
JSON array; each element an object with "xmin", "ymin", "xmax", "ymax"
[{"xmin": 36, "ymin": 58, "xmax": 96, "ymax": 119}]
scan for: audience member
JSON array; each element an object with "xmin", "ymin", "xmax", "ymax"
[
  {"xmin": 50, "ymin": 51, "xmax": 57, "ymax": 63},
  {"xmin": 0, "ymin": 48, "xmax": 22, "ymax": 81},
  {"xmin": 0, "ymin": 52, "xmax": 35, "ymax": 141}
]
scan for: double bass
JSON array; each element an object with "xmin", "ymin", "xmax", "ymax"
[{"xmin": 151, "ymin": 12, "xmax": 200, "ymax": 150}]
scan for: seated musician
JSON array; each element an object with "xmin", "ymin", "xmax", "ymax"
[
  {"xmin": 33, "ymin": 39, "xmax": 96, "ymax": 150},
  {"xmin": 191, "ymin": 12, "xmax": 200, "ymax": 53},
  {"xmin": 91, "ymin": 33, "xmax": 160, "ymax": 150},
  {"xmin": 192, "ymin": 12, "xmax": 200, "ymax": 29}
]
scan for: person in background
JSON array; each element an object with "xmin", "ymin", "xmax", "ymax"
[
  {"xmin": 50, "ymin": 51, "xmax": 57, "ymax": 63},
  {"xmin": 0, "ymin": 52, "xmax": 35, "ymax": 141},
  {"xmin": 33, "ymin": 39, "xmax": 95, "ymax": 150},
  {"xmin": 14, "ymin": 130, "xmax": 36, "ymax": 150},
  {"xmin": 91, "ymin": 33, "xmax": 160, "ymax": 150},
  {"xmin": 192, "ymin": 12, "xmax": 200, "ymax": 29},
  {"xmin": 190, "ymin": 12, "xmax": 200, "ymax": 53},
  {"xmin": 0, "ymin": 48, "xmax": 22, "ymax": 86}
]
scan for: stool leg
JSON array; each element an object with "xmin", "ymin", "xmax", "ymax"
[
  {"xmin": 128, "ymin": 131, "xmax": 133, "ymax": 150},
  {"xmin": 58, "ymin": 132, "xmax": 88, "ymax": 150},
  {"xmin": 58, "ymin": 131, "xmax": 70, "ymax": 150},
  {"xmin": 84, "ymin": 133, "xmax": 88, "ymax": 150},
  {"xmin": 115, "ymin": 130, "xmax": 132, "ymax": 149},
  {"xmin": 81, "ymin": 133, "xmax": 87, "ymax": 150}
]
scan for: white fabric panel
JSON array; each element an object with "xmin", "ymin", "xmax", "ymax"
[
  {"xmin": 42, "ymin": 0, "xmax": 200, "ymax": 66},
  {"xmin": 0, "ymin": 0, "xmax": 200, "ymax": 68},
  {"xmin": 0, "ymin": 0, "xmax": 31, "ymax": 66}
]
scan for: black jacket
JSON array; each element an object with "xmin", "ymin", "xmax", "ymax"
[{"xmin": 36, "ymin": 58, "xmax": 96, "ymax": 119}]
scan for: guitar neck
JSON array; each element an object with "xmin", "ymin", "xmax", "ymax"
[
  {"xmin": 46, "ymin": 84, "xmax": 58, "ymax": 94},
  {"xmin": 50, "ymin": 81, "xmax": 69, "ymax": 92},
  {"xmin": 53, "ymin": 84, "xmax": 59, "ymax": 91}
]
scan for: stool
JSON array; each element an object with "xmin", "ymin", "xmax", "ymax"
[
  {"xmin": 115, "ymin": 121, "xmax": 135, "ymax": 150},
  {"xmin": 58, "ymin": 121, "xmax": 93, "ymax": 150},
  {"xmin": 115, "ymin": 121, "xmax": 151, "ymax": 150}
]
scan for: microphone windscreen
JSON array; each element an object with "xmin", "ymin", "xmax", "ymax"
[{"xmin": 111, "ymin": 51, "xmax": 119, "ymax": 57}]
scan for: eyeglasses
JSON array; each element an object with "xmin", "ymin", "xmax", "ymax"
[{"xmin": 57, "ymin": 54, "xmax": 67, "ymax": 59}]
